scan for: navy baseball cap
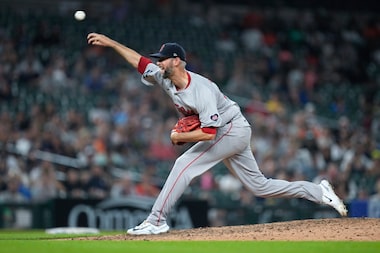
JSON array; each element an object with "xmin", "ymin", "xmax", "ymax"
[{"xmin": 150, "ymin": 42, "xmax": 186, "ymax": 61}]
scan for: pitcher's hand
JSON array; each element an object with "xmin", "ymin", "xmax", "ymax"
[{"xmin": 87, "ymin": 33, "xmax": 114, "ymax": 47}]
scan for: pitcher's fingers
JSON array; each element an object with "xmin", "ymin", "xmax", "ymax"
[
  {"xmin": 87, "ymin": 36, "xmax": 100, "ymax": 45},
  {"xmin": 87, "ymin": 32, "xmax": 98, "ymax": 39}
]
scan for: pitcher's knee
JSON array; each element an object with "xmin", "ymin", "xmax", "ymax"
[
  {"xmin": 171, "ymin": 159, "xmax": 198, "ymax": 183},
  {"xmin": 248, "ymin": 178, "xmax": 276, "ymax": 197}
]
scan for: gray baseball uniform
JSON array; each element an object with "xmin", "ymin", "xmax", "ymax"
[{"xmin": 140, "ymin": 60, "xmax": 323, "ymax": 226}]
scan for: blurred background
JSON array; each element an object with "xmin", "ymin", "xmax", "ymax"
[{"xmin": 0, "ymin": 0, "xmax": 379, "ymax": 230}]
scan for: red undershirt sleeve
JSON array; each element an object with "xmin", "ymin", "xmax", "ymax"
[
  {"xmin": 137, "ymin": 56, "xmax": 152, "ymax": 74},
  {"xmin": 201, "ymin": 127, "xmax": 217, "ymax": 134}
]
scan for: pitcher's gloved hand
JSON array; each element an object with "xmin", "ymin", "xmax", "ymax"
[
  {"xmin": 171, "ymin": 115, "xmax": 201, "ymax": 145},
  {"xmin": 172, "ymin": 115, "xmax": 201, "ymax": 133}
]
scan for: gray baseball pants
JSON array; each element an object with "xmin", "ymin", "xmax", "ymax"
[{"xmin": 147, "ymin": 116, "xmax": 323, "ymax": 226}]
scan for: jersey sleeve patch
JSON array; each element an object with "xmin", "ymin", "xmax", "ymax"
[{"xmin": 210, "ymin": 114, "xmax": 219, "ymax": 121}]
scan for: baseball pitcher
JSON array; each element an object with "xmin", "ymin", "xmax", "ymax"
[{"xmin": 87, "ymin": 33, "xmax": 347, "ymax": 235}]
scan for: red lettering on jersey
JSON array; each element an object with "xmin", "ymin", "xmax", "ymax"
[{"xmin": 174, "ymin": 104, "xmax": 194, "ymax": 116}]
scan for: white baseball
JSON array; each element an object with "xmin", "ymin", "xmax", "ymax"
[{"xmin": 74, "ymin": 10, "xmax": 86, "ymax": 21}]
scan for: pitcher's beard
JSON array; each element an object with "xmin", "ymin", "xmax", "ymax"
[{"xmin": 163, "ymin": 68, "xmax": 173, "ymax": 79}]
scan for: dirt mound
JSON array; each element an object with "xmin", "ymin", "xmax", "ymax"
[{"xmin": 77, "ymin": 218, "xmax": 380, "ymax": 241}]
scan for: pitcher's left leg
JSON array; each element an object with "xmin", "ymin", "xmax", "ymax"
[
  {"xmin": 224, "ymin": 147, "xmax": 323, "ymax": 203},
  {"xmin": 223, "ymin": 147, "xmax": 347, "ymax": 215}
]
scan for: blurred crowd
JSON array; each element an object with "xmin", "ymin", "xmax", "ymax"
[{"xmin": 0, "ymin": 1, "xmax": 379, "ymax": 217}]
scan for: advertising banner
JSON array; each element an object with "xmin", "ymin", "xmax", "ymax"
[{"xmin": 52, "ymin": 197, "xmax": 209, "ymax": 230}]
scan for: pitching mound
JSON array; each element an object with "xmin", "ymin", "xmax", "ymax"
[
  {"xmin": 76, "ymin": 218, "xmax": 380, "ymax": 241},
  {"xmin": 74, "ymin": 218, "xmax": 380, "ymax": 241}
]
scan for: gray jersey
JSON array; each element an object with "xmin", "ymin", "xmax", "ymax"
[{"xmin": 141, "ymin": 63, "xmax": 249, "ymax": 128}]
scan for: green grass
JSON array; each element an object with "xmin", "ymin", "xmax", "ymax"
[{"xmin": 0, "ymin": 230, "xmax": 379, "ymax": 253}]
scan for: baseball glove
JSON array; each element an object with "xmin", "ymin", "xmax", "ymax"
[{"xmin": 172, "ymin": 115, "xmax": 201, "ymax": 133}]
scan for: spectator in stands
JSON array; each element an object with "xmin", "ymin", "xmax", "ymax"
[
  {"xmin": 78, "ymin": 169, "xmax": 91, "ymax": 197},
  {"xmin": 14, "ymin": 47, "xmax": 43, "ymax": 86},
  {"xmin": 244, "ymin": 90, "xmax": 270, "ymax": 117},
  {"xmin": 368, "ymin": 177, "xmax": 380, "ymax": 217},
  {"xmin": 110, "ymin": 173, "xmax": 136, "ymax": 198},
  {"xmin": 215, "ymin": 32, "xmax": 237, "ymax": 54},
  {"xmin": 366, "ymin": 147, "xmax": 380, "ymax": 194},
  {"xmin": 0, "ymin": 38, "xmax": 18, "ymax": 78},
  {"xmin": 63, "ymin": 168, "xmax": 86, "ymax": 198},
  {"xmin": 225, "ymin": 58, "xmax": 253, "ymax": 98},
  {"xmin": 341, "ymin": 141, "xmax": 374, "ymax": 200},
  {"xmin": 240, "ymin": 24, "xmax": 263, "ymax": 52},
  {"xmin": 266, "ymin": 91, "xmax": 286, "ymax": 117},
  {"xmin": 0, "ymin": 159, "xmax": 7, "ymax": 192},
  {"xmin": 312, "ymin": 161, "xmax": 348, "ymax": 200},
  {"xmin": 84, "ymin": 65, "xmax": 109, "ymax": 92},
  {"xmin": 134, "ymin": 171, "xmax": 160, "ymax": 198},
  {"xmin": 0, "ymin": 174, "xmax": 30, "ymax": 203},
  {"xmin": 30, "ymin": 161, "xmax": 65, "ymax": 201},
  {"xmin": 0, "ymin": 66, "xmax": 12, "ymax": 100},
  {"xmin": 87, "ymin": 165, "xmax": 111, "ymax": 199},
  {"xmin": 147, "ymin": 117, "xmax": 178, "ymax": 161}
]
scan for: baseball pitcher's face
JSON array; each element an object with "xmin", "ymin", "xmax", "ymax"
[{"xmin": 157, "ymin": 58, "xmax": 176, "ymax": 79}]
